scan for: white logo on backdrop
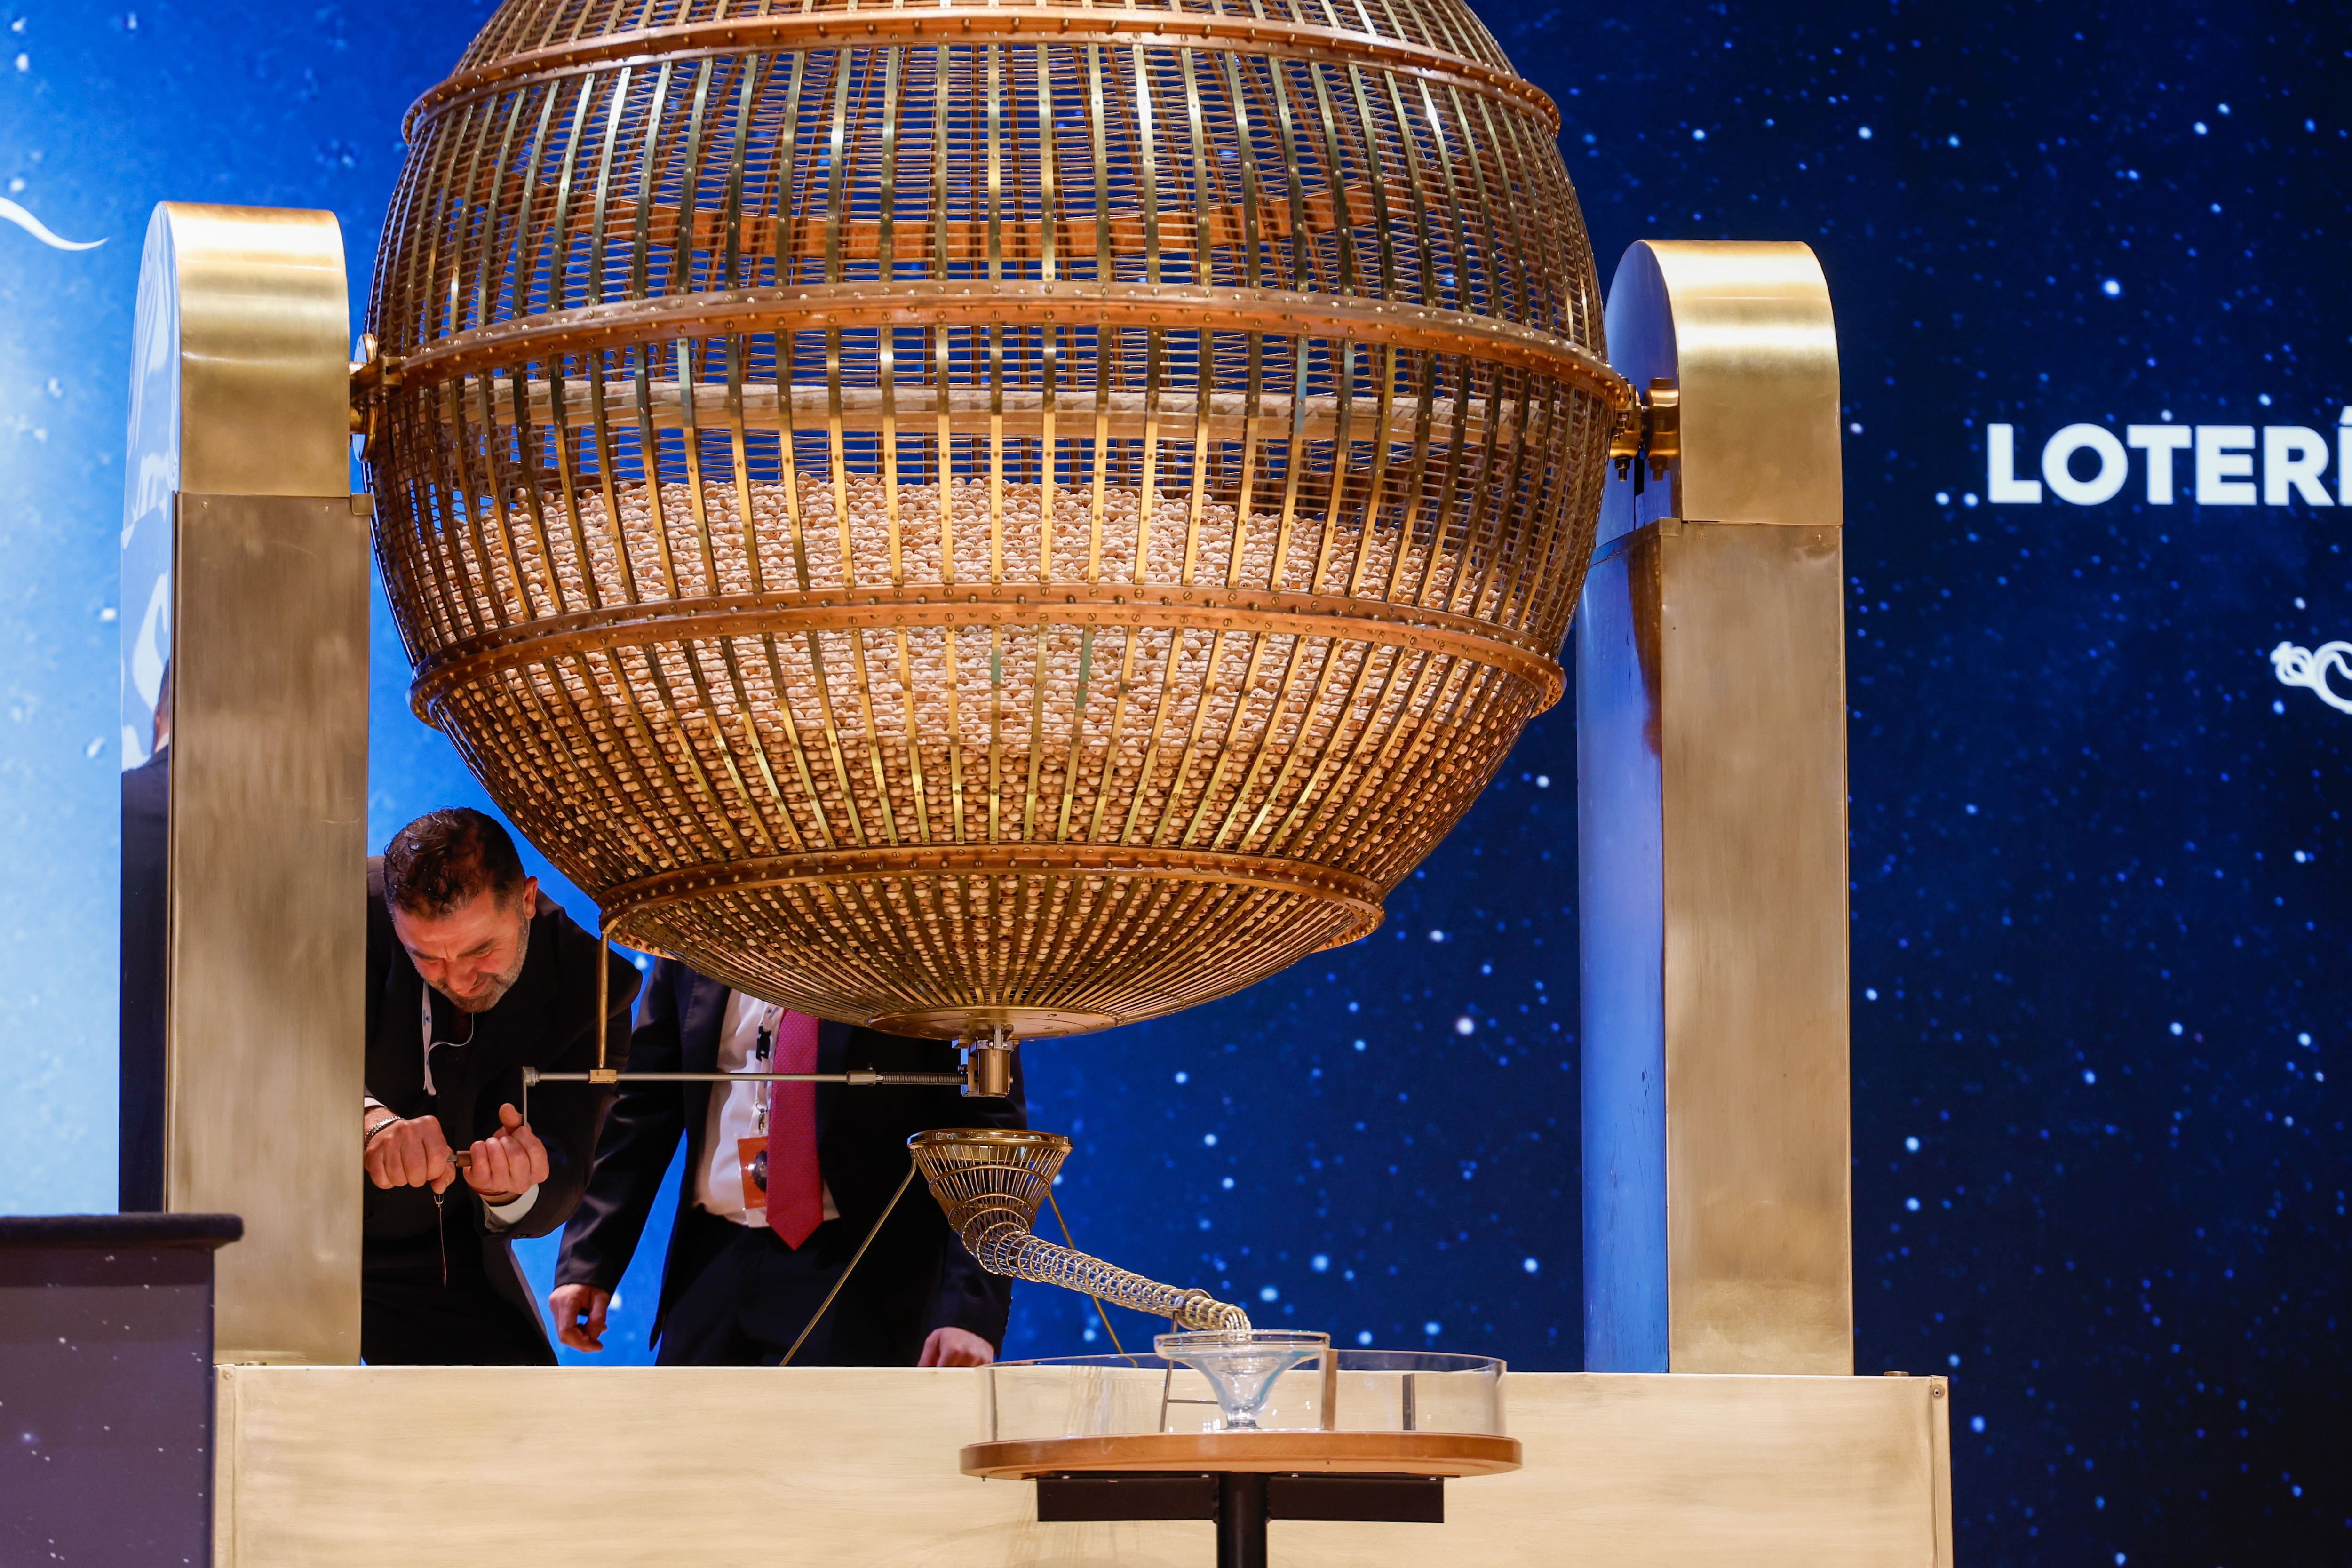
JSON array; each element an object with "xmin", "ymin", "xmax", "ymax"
[
  {"xmin": 1989, "ymin": 411, "xmax": 2350, "ymax": 507},
  {"xmin": 2273, "ymin": 643, "xmax": 2352, "ymax": 715},
  {"xmin": 0, "ymin": 197, "xmax": 101, "ymax": 251}
]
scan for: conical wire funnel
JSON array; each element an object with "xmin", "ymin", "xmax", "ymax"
[{"xmin": 909, "ymin": 1130, "xmax": 1249, "ymax": 1333}]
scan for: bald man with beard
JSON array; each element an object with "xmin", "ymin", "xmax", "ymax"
[{"xmin": 358, "ymin": 808, "xmax": 639, "ymax": 1365}]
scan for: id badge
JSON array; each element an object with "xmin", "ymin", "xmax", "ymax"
[{"xmin": 736, "ymin": 1135, "xmax": 769, "ymax": 1213}]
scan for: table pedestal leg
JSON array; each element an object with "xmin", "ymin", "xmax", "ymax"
[{"xmin": 1216, "ymin": 1472, "xmax": 1268, "ymax": 1568}]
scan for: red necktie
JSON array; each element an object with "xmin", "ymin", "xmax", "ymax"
[{"xmin": 765, "ymin": 1011, "xmax": 824, "ymax": 1248}]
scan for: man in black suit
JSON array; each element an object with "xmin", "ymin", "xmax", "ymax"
[
  {"xmin": 550, "ymin": 962, "xmax": 1024, "ymax": 1367},
  {"xmin": 360, "ymin": 809, "xmax": 640, "ymax": 1366}
]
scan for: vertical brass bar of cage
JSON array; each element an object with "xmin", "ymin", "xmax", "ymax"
[
  {"xmin": 722, "ymin": 58, "xmax": 768, "ymax": 597},
  {"xmin": 771, "ymin": 52, "xmax": 812, "ymax": 595},
  {"xmin": 583, "ymin": 66, "xmax": 642, "ymax": 606},
  {"xmin": 1308, "ymin": 333, "xmax": 1356, "ymax": 593},
  {"xmin": 572, "ymin": 641, "xmax": 739, "ymax": 866},
  {"xmin": 621, "ymin": 643, "xmax": 755, "ymax": 861},
  {"xmin": 1265, "ymin": 637, "xmax": 1426, "ymax": 862},
  {"xmin": 1306, "ymin": 62, "xmax": 1357, "ymax": 303},
  {"xmin": 821, "ymin": 52, "xmax": 859, "ymax": 589},
  {"xmin": 1204, "ymin": 620, "xmax": 1321, "ymax": 854},
  {"xmin": 1178, "ymin": 599, "xmax": 1290, "ymax": 852},
  {"xmin": 1467, "ymin": 90, "xmax": 1533, "ymax": 331},
  {"xmin": 1375, "ymin": 65, "xmax": 1438, "ymax": 605},
  {"xmin": 1502, "ymin": 379, "xmax": 1573, "ymax": 630},
  {"xmin": 627, "ymin": 64, "xmax": 684, "ymax": 601},
  {"xmin": 1261, "ymin": 59, "xmax": 1313, "ymax": 590},
  {"xmin": 1246, "ymin": 624, "xmax": 1383, "ymax": 857},
  {"xmin": 767, "ymin": 647, "xmax": 839, "ymax": 853},
  {"xmin": 930, "ymin": 44, "xmax": 956, "ymax": 587},
  {"xmin": 877, "ymin": 46, "xmax": 906, "ymax": 585},
  {"xmin": 418, "ymin": 401, "xmax": 489, "ymax": 651},
  {"xmin": 1292, "ymin": 643, "xmax": 1470, "ymax": 867},
  {"xmin": 1220, "ymin": 52, "xmax": 1266, "ymax": 592},
  {"xmin": 387, "ymin": 113, "xmax": 472, "ymax": 648},
  {"xmin": 870, "ymin": 51, "xmax": 932, "ymax": 848},
  {"xmin": 500, "ymin": 83, "xmax": 575, "ymax": 619},
  {"xmin": 543, "ymin": 77, "xmax": 610, "ymax": 615},
  {"xmin": 1146, "ymin": 612, "xmax": 1242, "ymax": 851},
  {"xmin": 1339, "ymin": 64, "xmax": 1397, "ymax": 602},
  {"xmin": 1437, "ymin": 355, "xmax": 1510, "ymax": 622},
  {"xmin": 984, "ymin": 44, "xmax": 1006, "ymax": 590},
  {"xmin": 1082, "ymin": 616, "xmax": 1140, "ymax": 844},
  {"xmin": 403, "ymin": 389, "xmax": 473, "ymax": 651},
  {"xmin": 777, "ymin": 51, "xmax": 870, "ymax": 851},
  {"xmin": 800, "ymin": 619, "xmax": 872, "ymax": 850},
  {"xmin": 1115, "ymin": 616, "xmax": 1193, "ymax": 847},
  {"xmin": 985, "ymin": 628, "xmax": 1006, "ymax": 846},
  {"xmin": 821, "ymin": 51, "xmax": 907, "ymax": 857},
  {"xmin": 1459, "ymin": 366, "xmax": 1535, "ymax": 628},
  {"xmin": 1263, "ymin": 54, "xmax": 1314, "ymax": 298},
  {"xmin": 1175, "ymin": 48, "xmax": 1216, "ymax": 590},
  {"xmin": 669, "ymin": 63, "xmax": 725, "ymax": 602},
  {"xmin": 1132, "ymin": 44, "xmax": 1162, "ymax": 588},
  {"xmin": 1034, "ymin": 44, "xmax": 1059, "ymax": 583},
  {"xmin": 471, "ymin": 89, "xmax": 553, "ymax": 625},
  {"xmin": 1083, "ymin": 41, "xmax": 1112, "ymax": 586},
  {"xmin": 1021, "ymin": 626, "xmax": 1050, "ymax": 842},
  {"xmin": 1051, "ymin": 625, "xmax": 1095, "ymax": 842}
]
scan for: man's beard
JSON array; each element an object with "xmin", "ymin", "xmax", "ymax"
[{"xmin": 450, "ymin": 911, "xmax": 531, "ymax": 1013}]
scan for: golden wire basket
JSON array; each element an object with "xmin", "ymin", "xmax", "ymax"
[{"xmin": 365, "ymin": 0, "xmax": 1624, "ymax": 1037}]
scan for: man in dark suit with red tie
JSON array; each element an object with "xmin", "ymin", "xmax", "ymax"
[{"xmin": 548, "ymin": 960, "xmax": 1025, "ymax": 1366}]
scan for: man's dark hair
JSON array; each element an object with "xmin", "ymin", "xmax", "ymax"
[{"xmin": 382, "ymin": 808, "xmax": 528, "ymax": 917}]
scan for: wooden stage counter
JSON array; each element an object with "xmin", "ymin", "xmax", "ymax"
[{"xmin": 214, "ymin": 1365, "xmax": 1951, "ymax": 1567}]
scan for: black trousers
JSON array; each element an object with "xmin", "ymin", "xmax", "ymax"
[
  {"xmin": 656, "ymin": 1206, "xmax": 918, "ymax": 1367},
  {"xmin": 362, "ymin": 1246, "xmax": 553, "ymax": 1367}
]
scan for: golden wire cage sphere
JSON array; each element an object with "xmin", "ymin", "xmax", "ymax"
[{"xmin": 366, "ymin": 0, "xmax": 1621, "ymax": 1038}]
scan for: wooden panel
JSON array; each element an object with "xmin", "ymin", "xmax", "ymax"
[{"xmin": 215, "ymin": 1368, "xmax": 1950, "ymax": 1567}]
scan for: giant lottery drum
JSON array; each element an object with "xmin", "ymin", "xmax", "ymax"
[{"xmin": 361, "ymin": 0, "xmax": 1623, "ymax": 1040}]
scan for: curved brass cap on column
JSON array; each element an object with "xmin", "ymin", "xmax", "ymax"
[
  {"xmin": 1597, "ymin": 240, "xmax": 1840, "ymax": 543},
  {"xmin": 127, "ymin": 204, "xmax": 351, "ymax": 502}
]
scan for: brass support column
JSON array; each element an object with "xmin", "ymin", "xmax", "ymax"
[
  {"xmin": 120, "ymin": 204, "xmax": 367, "ymax": 1364},
  {"xmin": 1578, "ymin": 241, "xmax": 1851, "ymax": 1374}
]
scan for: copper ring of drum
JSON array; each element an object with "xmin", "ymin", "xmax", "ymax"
[{"xmin": 368, "ymin": 0, "xmax": 1614, "ymax": 1036}]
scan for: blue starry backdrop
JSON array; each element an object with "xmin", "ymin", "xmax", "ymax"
[{"xmin": 1, "ymin": 1, "xmax": 2345, "ymax": 1562}]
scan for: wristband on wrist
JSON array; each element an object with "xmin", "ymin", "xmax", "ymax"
[{"xmin": 363, "ymin": 1115, "xmax": 401, "ymax": 1149}]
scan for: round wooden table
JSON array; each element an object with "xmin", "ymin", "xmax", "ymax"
[{"xmin": 964, "ymin": 1432, "xmax": 1522, "ymax": 1568}]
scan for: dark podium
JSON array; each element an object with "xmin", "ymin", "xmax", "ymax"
[{"xmin": 0, "ymin": 1214, "xmax": 240, "ymax": 1565}]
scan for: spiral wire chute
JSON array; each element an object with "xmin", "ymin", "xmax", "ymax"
[{"xmin": 910, "ymin": 1130, "xmax": 1250, "ymax": 1331}]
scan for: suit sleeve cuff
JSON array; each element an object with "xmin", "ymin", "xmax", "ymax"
[{"xmin": 483, "ymin": 1183, "xmax": 541, "ymax": 1231}]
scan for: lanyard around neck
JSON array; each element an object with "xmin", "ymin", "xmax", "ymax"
[{"xmin": 419, "ymin": 982, "xmax": 476, "ymax": 1098}]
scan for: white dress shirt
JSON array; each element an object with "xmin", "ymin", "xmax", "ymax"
[{"xmin": 696, "ymin": 989, "xmax": 838, "ymax": 1226}]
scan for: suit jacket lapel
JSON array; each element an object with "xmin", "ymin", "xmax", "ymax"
[{"xmin": 677, "ymin": 976, "xmax": 730, "ymax": 1172}]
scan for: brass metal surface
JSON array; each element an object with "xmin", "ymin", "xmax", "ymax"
[
  {"xmin": 1597, "ymin": 240, "xmax": 1841, "ymax": 542},
  {"xmin": 136, "ymin": 204, "xmax": 353, "ymax": 500},
  {"xmin": 167, "ymin": 497, "xmax": 371, "ymax": 1366},
  {"xmin": 127, "ymin": 204, "xmax": 367, "ymax": 1367},
  {"xmin": 366, "ymin": 0, "xmax": 1613, "ymax": 1030},
  {"xmin": 213, "ymin": 1367, "xmax": 1951, "ymax": 1567},
  {"xmin": 1578, "ymin": 243, "xmax": 1851, "ymax": 1376},
  {"xmin": 961, "ymin": 1430, "xmax": 1522, "ymax": 1479},
  {"xmin": 410, "ymin": 7, "xmax": 1562, "ymax": 133}
]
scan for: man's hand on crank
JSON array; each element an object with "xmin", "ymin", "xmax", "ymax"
[
  {"xmin": 464, "ymin": 1102, "xmax": 549, "ymax": 1205},
  {"xmin": 364, "ymin": 1109, "xmax": 456, "ymax": 1194}
]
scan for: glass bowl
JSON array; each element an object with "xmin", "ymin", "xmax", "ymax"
[{"xmin": 978, "ymin": 1348, "xmax": 1508, "ymax": 1441}]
